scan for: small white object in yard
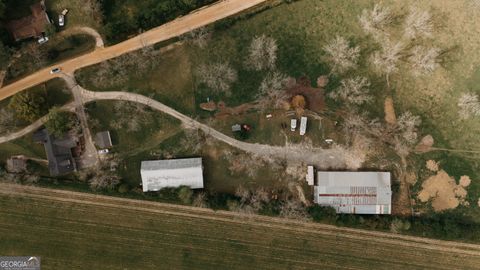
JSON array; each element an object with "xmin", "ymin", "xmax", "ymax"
[
  {"xmin": 98, "ymin": 149, "xmax": 109, "ymax": 154},
  {"xmin": 61, "ymin": 9, "xmax": 69, "ymax": 16},
  {"xmin": 329, "ymin": 155, "xmax": 334, "ymax": 159},
  {"xmin": 290, "ymin": 119, "xmax": 297, "ymax": 131},
  {"xmin": 38, "ymin": 36, "xmax": 49, "ymax": 44},
  {"xmin": 266, "ymin": 114, "xmax": 272, "ymax": 119},
  {"xmin": 325, "ymin": 139, "xmax": 334, "ymax": 144}
]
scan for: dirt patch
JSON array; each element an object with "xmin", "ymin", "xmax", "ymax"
[
  {"xmin": 200, "ymin": 101, "xmax": 217, "ymax": 111},
  {"xmin": 286, "ymin": 77, "xmax": 325, "ymax": 113},
  {"xmin": 417, "ymin": 170, "xmax": 469, "ymax": 211},
  {"xmin": 214, "ymin": 101, "xmax": 258, "ymax": 118},
  {"xmin": 384, "ymin": 97, "xmax": 397, "ymax": 124},
  {"xmin": 415, "ymin": 135, "xmax": 434, "ymax": 153},
  {"xmin": 426, "ymin": 160, "xmax": 439, "ymax": 172}
]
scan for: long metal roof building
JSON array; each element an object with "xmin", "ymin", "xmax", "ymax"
[
  {"xmin": 313, "ymin": 171, "xmax": 391, "ymax": 214},
  {"xmin": 140, "ymin": 158, "xmax": 204, "ymax": 192}
]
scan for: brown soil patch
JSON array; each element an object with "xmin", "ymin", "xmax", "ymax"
[
  {"xmin": 215, "ymin": 101, "xmax": 258, "ymax": 118},
  {"xmin": 460, "ymin": 175, "xmax": 472, "ymax": 187},
  {"xmin": 384, "ymin": 97, "xmax": 397, "ymax": 124},
  {"xmin": 417, "ymin": 170, "xmax": 469, "ymax": 211},
  {"xmin": 200, "ymin": 101, "xmax": 217, "ymax": 111},
  {"xmin": 415, "ymin": 135, "xmax": 434, "ymax": 153},
  {"xmin": 426, "ymin": 160, "xmax": 439, "ymax": 172},
  {"xmin": 286, "ymin": 77, "xmax": 325, "ymax": 113}
]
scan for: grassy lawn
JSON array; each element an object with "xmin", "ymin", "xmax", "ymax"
[
  {"xmin": 76, "ymin": 44, "xmax": 196, "ymax": 115},
  {"xmin": 0, "ymin": 78, "xmax": 72, "ymax": 130},
  {"xmin": 0, "ymin": 134, "xmax": 45, "ymax": 162}
]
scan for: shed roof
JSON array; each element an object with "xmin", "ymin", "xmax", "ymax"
[
  {"xmin": 95, "ymin": 131, "xmax": 113, "ymax": 149},
  {"xmin": 314, "ymin": 171, "xmax": 391, "ymax": 214},
  {"xmin": 140, "ymin": 158, "xmax": 204, "ymax": 192}
]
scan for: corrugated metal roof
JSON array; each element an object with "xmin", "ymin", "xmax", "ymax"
[
  {"xmin": 140, "ymin": 158, "xmax": 204, "ymax": 192},
  {"xmin": 314, "ymin": 171, "xmax": 392, "ymax": 214}
]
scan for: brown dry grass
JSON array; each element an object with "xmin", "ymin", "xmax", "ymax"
[
  {"xmin": 418, "ymin": 170, "xmax": 469, "ymax": 211},
  {"xmin": 384, "ymin": 96, "xmax": 397, "ymax": 124}
]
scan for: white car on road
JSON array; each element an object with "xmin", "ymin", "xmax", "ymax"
[{"xmin": 50, "ymin": 68, "xmax": 61, "ymax": 74}]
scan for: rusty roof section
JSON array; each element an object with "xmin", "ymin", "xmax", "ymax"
[{"xmin": 6, "ymin": 1, "xmax": 50, "ymax": 41}]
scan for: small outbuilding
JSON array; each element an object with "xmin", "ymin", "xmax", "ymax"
[
  {"xmin": 140, "ymin": 158, "xmax": 204, "ymax": 192},
  {"xmin": 6, "ymin": 156, "xmax": 27, "ymax": 173},
  {"xmin": 95, "ymin": 131, "xmax": 113, "ymax": 149}
]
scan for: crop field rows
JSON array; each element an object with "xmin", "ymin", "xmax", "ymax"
[{"xmin": 0, "ymin": 184, "xmax": 479, "ymax": 270}]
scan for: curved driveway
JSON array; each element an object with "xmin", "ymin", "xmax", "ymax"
[{"xmin": 0, "ymin": 0, "xmax": 266, "ymax": 100}]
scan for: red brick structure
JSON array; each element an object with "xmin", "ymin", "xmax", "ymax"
[{"xmin": 6, "ymin": 0, "xmax": 51, "ymax": 41}]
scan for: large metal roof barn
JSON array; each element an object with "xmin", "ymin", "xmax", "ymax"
[
  {"xmin": 314, "ymin": 171, "xmax": 392, "ymax": 214},
  {"xmin": 140, "ymin": 158, "xmax": 204, "ymax": 192}
]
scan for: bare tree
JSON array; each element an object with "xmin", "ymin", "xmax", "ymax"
[
  {"xmin": 458, "ymin": 92, "xmax": 480, "ymax": 119},
  {"xmin": 181, "ymin": 27, "xmax": 211, "ymax": 48},
  {"xmin": 279, "ymin": 200, "xmax": 309, "ymax": 221},
  {"xmin": 396, "ymin": 111, "xmax": 422, "ymax": 145},
  {"xmin": 257, "ymin": 71, "xmax": 289, "ymax": 109},
  {"xmin": 359, "ymin": 4, "xmax": 393, "ymax": 41},
  {"xmin": 0, "ymin": 108, "xmax": 14, "ymax": 134},
  {"xmin": 404, "ymin": 7, "xmax": 433, "ymax": 40},
  {"xmin": 408, "ymin": 46, "xmax": 440, "ymax": 75},
  {"xmin": 245, "ymin": 34, "xmax": 278, "ymax": 71},
  {"xmin": 370, "ymin": 40, "xmax": 404, "ymax": 81},
  {"xmin": 328, "ymin": 76, "xmax": 372, "ymax": 106},
  {"xmin": 192, "ymin": 192, "xmax": 208, "ymax": 208},
  {"xmin": 89, "ymin": 173, "xmax": 120, "ymax": 191},
  {"xmin": 196, "ymin": 62, "xmax": 238, "ymax": 95},
  {"xmin": 323, "ymin": 35, "xmax": 360, "ymax": 73}
]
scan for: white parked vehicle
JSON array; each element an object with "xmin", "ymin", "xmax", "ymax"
[
  {"xmin": 37, "ymin": 36, "xmax": 49, "ymax": 44},
  {"xmin": 98, "ymin": 149, "xmax": 109, "ymax": 154},
  {"xmin": 299, "ymin": 117, "xmax": 307, "ymax": 136},
  {"xmin": 50, "ymin": 67, "xmax": 61, "ymax": 74},
  {"xmin": 59, "ymin": 14, "xmax": 65, "ymax": 26},
  {"xmin": 290, "ymin": 119, "xmax": 297, "ymax": 131}
]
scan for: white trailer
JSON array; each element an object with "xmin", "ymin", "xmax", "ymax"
[
  {"xmin": 306, "ymin": 165, "xmax": 315, "ymax": 185},
  {"xmin": 299, "ymin": 117, "xmax": 307, "ymax": 135}
]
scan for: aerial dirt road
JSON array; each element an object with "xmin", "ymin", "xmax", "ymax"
[
  {"xmin": 0, "ymin": 0, "xmax": 266, "ymax": 100},
  {"xmin": 0, "ymin": 183, "xmax": 480, "ymax": 269}
]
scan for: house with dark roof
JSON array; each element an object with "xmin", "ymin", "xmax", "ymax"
[
  {"xmin": 33, "ymin": 129, "xmax": 77, "ymax": 176},
  {"xmin": 6, "ymin": 0, "xmax": 51, "ymax": 41}
]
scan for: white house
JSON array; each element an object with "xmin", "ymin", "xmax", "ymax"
[{"xmin": 140, "ymin": 158, "xmax": 204, "ymax": 192}]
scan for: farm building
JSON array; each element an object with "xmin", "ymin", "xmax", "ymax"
[
  {"xmin": 140, "ymin": 158, "xmax": 204, "ymax": 192},
  {"xmin": 6, "ymin": 0, "xmax": 51, "ymax": 41},
  {"xmin": 313, "ymin": 171, "xmax": 392, "ymax": 214}
]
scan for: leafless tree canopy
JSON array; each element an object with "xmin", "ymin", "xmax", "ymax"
[
  {"xmin": 279, "ymin": 200, "xmax": 309, "ymax": 221},
  {"xmin": 328, "ymin": 76, "xmax": 372, "ymax": 106},
  {"xmin": 181, "ymin": 27, "xmax": 211, "ymax": 48},
  {"xmin": 196, "ymin": 62, "xmax": 238, "ymax": 95},
  {"xmin": 404, "ymin": 8, "xmax": 433, "ymax": 40},
  {"xmin": 359, "ymin": 4, "xmax": 393, "ymax": 40},
  {"xmin": 324, "ymin": 35, "xmax": 360, "ymax": 73},
  {"xmin": 257, "ymin": 71, "xmax": 289, "ymax": 109},
  {"xmin": 245, "ymin": 34, "xmax": 278, "ymax": 71},
  {"xmin": 408, "ymin": 46, "xmax": 440, "ymax": 75},
  {"xmin": 370, "ymin": 40, "xmax": 404, "ymax": 76},
  {"xmin": 108, "ymin": 101, "xmax": 154, "ymax": 132},
  {"xmin": 458, "ymin": 92, "xmax": 480, "ymax": 119},
  {"xmin": 396, "ymin": 111, "xmax": 422, "ymax": 145}
]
